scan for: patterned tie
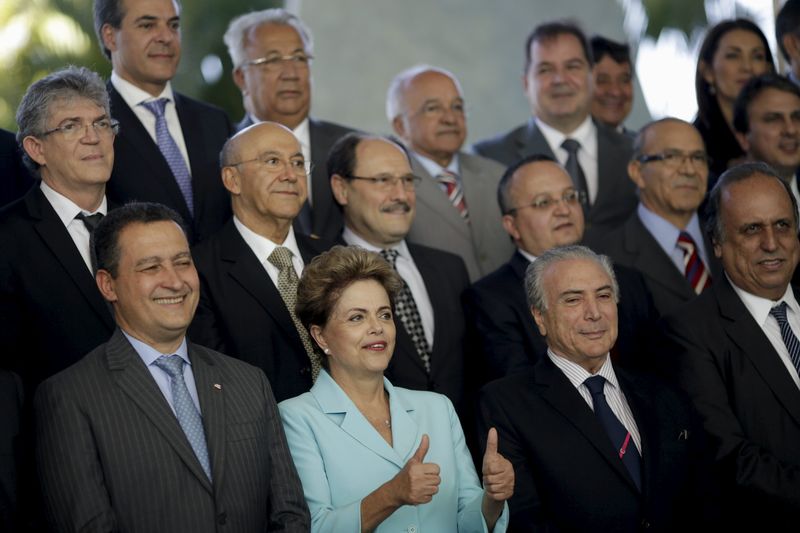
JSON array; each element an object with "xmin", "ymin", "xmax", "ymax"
[
  {"xmin": 152, "ymin": 355, "xmax": 212, "ymax": 480},
  {"xmin": 75, "ymin": 212, "xmax": 104, "ymax": 234},
  {"xmin": 561, "ymin": 138, "xmax": 590, "ymax": 212},
  {"xmin": 435, "ymin": 169, "xmax": 469, "ymax": 221},
  {"xmin": 676, "ymin": 232, "xmax": 711, "ymax": 294},
  {"xmin": 380, "ymin": 249, "xmax": 432, "ymax": 373},
  {"xmin": 769, "ymin": 302, "xmax": 800, "ymax": 375},
  {"xmin": 140, "ymin": 98, "xmax": 194, "ymax": 215},
  {"xmin": 584, "ymin": 375, "xmax": 641, "ymax": 491},
  {"xmin": 267, "ymin": 246, "xmax": 321, "ymax": 380}
]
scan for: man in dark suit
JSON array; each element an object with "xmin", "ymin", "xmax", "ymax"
[
  {"xmin": 0, "ymin": 128, "xmax": 33, "ymax": 208},
  {"xmin": 0, "ymin": 371, "xmax": 23, "ymax": 532},
  {"xmin": 473, "ymin": 21, "xmax": 637, "ymax": 242},
  {"xmin": 594, "ymin": 118, "xmax": 722, "ymax": 316},
  {"xmin": 480, "ymin": 245, "xmax": 708, "ymax": 531},
  {"xmin": 328, "ymin": 133, "xmax": 470, "ymax": 412},
  {"xmin": 223, "ymin": 8, "xmax": 357, "ymax": 240},
  {"xmin": 36, "ymin": 202, "xmax": 310, "ymax": 532},
  {"xmin": 94, "ymin": 0, "xmax": 234, "ymax": 244},
  {"xmin": 660, "ymin": 162, "xmax": 800, "ymax": 529},
  {"xmin": 190, "ymin": 122, "xmax": 331, "ymax": 403},
  {"xmin": 465, "ymin": 155, "xmax": 657, "ymax": 381},
  {"xmin": 386, "ymin": 65, "xmax": 512, "ymax": 280}
]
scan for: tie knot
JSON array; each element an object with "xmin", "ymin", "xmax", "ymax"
[
  {"xmin": 436, "ymin": 170, "xmax": 458, "ymax": 183},
  {"xmin": 153, "ymin": 354, "xmax": 185, "ymax": 378},
  {"xmin": 771, "ymin": 302, "xmax": 789, "ymax": 324},
  {"xmin": 677, "ymin": 231, "xmax": 696, "ymax": 250},
  {"xmin": 75, "ymin": 212, "xmax": 104, "ymax": 233},
  {"xmin": 268, "ymin": 246, "xmax": 294, "ymax": 270},
  {"xmin": 584, "ymin": 375, "xmax": 606, "ymax": 395},
  {"xmin": 141, "ymin": 97, "xmax": 169, "ymax": 117},
  {"xmin": 380, "ymin": 248, "xmax": 399, "ymax": 268},
  {"xmin": 561, "ymin": 138, "xmax": 581, "ymax": 154}
]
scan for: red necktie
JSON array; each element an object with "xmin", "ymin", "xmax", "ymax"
[
  {"xmin": 436, "ymin": 170, "xmax": 469, "ymax": 221},
  {"xmin": 676, "ymin": 232, "xmax": 711, "ymax": 294}
]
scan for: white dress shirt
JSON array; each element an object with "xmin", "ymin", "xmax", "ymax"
[
  {"xmin": 548, "ymin": 349, "xmax": 642, "ymax": 452},
  {"xmin": 40, "ymin": 182, "xmax": 108, "ymax": 272},
  {"xmin": 536, "ymin": 115, "xmax": 599, "ymax": 204},
  {"xmin": 233, "ymin": 216, "xmax": 304, "ymax": 287},
  {"xmin": 731, "ymin": 279, "xmax": 800, "ymax": 390},
  {"xmin": 110, "ymin": 72, "xmax": 191, "ymax": 171},
  {"xmin": 342, "ymin": 227, "xmax": 435, "ymax": 347}
]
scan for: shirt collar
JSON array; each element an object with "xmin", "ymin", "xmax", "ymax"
[
  {"xmin": 410, "ymin": 149, "xmax": 460, "ymax": 177},
  {"xmin": 729, "ymin": 276, "xmax": 798, "ymax": 327},
  {"xmin": 342, "ymin": 226, "xmax": 411, "ymax": 261},
  {"xmin": 547, "ymin": 348, "xmax": 619, "ymax": 389},
  {"xmin": 233, "ymin": 215, "xmax": 302, "ymax": 264},
  {"xmin": 122, "ymin": 330, "xmax": 190, "ymax": 366},
  {"xmin": 536, "ymin": 114, "xmax": 596, "ymax": 158},
  {"xmin": 39, "ymin": 181, "xmax": 107, "ymax": 227},
  {"xmin": 111, "ymin": 71, "xmax": 175, "ymax": 108},
  {"xmin": 637, "ymin": 203, "xmax": 705, "ymax": 255},
  {"xmin": 291, "ymin": 117, "xmax": 311, "ymax": 151},
  {"xmin": 516, "ymin": 248, "xmax": 538, "ymax": 263}
]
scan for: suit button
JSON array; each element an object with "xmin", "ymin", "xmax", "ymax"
[
  {"xmin": 640, "ymin": 519, "xmax": 650, "ymax": 529},
  {"xmin": 300, "ymin": 366, "xmax": 310, "ymax": 375},
  {"xmin": 217, "ymin": 512, "xmax": 227, "ymax": 525}
]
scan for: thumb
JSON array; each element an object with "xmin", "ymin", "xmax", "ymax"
[
  {"xmin": 411, "ymin": 434, "xmax": 430, "ymax": 463},
  {"xmin": 484, "ymin": 427, "xmax": 498, "ymax": 457}
]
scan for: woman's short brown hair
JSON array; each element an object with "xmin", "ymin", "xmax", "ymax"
[{"xmin": 296, "ymin": 245, "xmax": 403, "ymax": 332}]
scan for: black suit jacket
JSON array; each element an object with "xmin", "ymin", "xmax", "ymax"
[
  {"xmin": 0, "ymin": 129, "xmax": 32, "ymax": 208},
  {"xmin": 189, "ymin": 220, "xmax": 332, "ymax": 402},
  {"xmin": 35, "ymin": 329, "xmax": 310, "ymax": 532},
  {"xmin": 0, "ymin": 371, "xmax": 23, "ymax": 532},
  {"xmin": 479, "ymin": 357, "xmax": 708, "ymax": 532},
  {"xmin": 107, "ymin": 83, "xmax": 234, "ymax": 243},
  {"xmin": 660, "ymin": 277, "xmax": 800, "ymax": 529},
  {"xmin": 236, "ymin": 116, "xmax": 357, "ymax": 241},
  {"xmin": 594, "ymin": 211, "xmax": 723, "ymax": 316},
  {"xmin": 473, "ymin": 119, "xmax": 637, "ymax": 242},
  {"xmin": 465, "ymin": 251, "xmax": 660, "ymax": 381}
]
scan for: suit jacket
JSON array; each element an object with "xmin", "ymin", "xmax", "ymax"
[
  {"xmin": 236, "ymin": 115, "xmax": 357, "ymax": 241},
  {"xmin": 107, "ymin": 83, "xmax": 234, "ymax": 244},
  {"xmin": 464, "ymin": 251, "xmax": 660, "ymax": 381},
  {"xmin": 479, "ymin": 357, "xmax": 707, "ymax": 532},
  {"xmin": 278, "ymin": 370, "xmax": 508, "ymax": 532},
  {"xmin": 407, "ymin": 152, "xmax": 514, "ymax": 281},
  {"xmin": 473, "ymin": 119, "xmax": 637, "ymax": 242},
  {"xmin": 0, "ymin": 371, "xmax": 23, "ymax": 532},
  {"xmin": 189, "ymin": 219, "xmax": 332, "ymax": 402},
  {"xmin": 659, "ymin": 277, "xmax": 800, "ymax": 529},
  {"xmin": 594, "ymin": 211, "xmax": 723, "ymax": 316},
  {"xmin": 35, "ymin": 328, "xmax": 310, "ymax": 533},
  {"xmin": 0, "ymin": 128, "xmax": 33, "ymax": 208}
]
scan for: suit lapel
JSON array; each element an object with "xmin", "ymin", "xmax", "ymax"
[
  {"xmin": 191, "ymin": 344, "xmax": 227, "ymax": 493},
  {"xmin": 308, "ymin": 119, "xmax": 335, "ymax": 236},
  {"xmin": 410, "ymin": 156, "xmax": 472, "ymax": 242},
  {"xmin": 516, "ymin": 120, "xmax": 556, "ymax": 161},
  {"xmin": 616, "ymin": 371, "xmax": 658, "ymax": 496},
  {"xmin": 407, "ymin": 245, "xmax": 442, "ymax": 375},
  {"xmin": 106, "ymin": 329, "xmax": 213, "ymax": 493},
  {"xmin": 174, "ymin": 93, "xmax": 205, "ymax": 217},
  {"xmin": 592, "ymin": 124, "xmax": 617, "ymax": 216}
]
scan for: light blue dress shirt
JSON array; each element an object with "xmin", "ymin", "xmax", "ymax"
[
  {"xmin": 279, "ymin": 370, "xmax": 508, "ymax": 532},
  {"xmin": 637, "ymin": 203, "xmax": 711, "ymax": 273}
]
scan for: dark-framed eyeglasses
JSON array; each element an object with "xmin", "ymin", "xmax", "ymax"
[
  {"xmin": 41, "ymin": 118, "xmax": 120, "ymax": 141},
  {"xmin": 637, "ymin": 150, "xmax": 711, "ymax": 168},
  {"xmin": 345, "ymin": 174, "xmax": 422, "ymax": 191},
  {"xmin": 242, "ymin": 52, "xmax": 313, "ymax": 72},
  {"xmin": 506, "ymin": 189, "xmax": 586, "ymax": 214}
]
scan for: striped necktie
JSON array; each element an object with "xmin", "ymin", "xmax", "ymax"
[
  {"xmin": 770, "ymin": 302, "xmax": 800, "ymax": 375},
  {"xmin": 676, "ymin": 232, "xmax": 711, "ymax": 294},
  {"xmin": 435, "ymin": 169, "xmax": 469, "ymax": 221}
]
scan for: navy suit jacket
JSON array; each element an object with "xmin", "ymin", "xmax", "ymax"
[{"xmin": 107, "ymin": 83, "xmax": 234, "ymax": 243}]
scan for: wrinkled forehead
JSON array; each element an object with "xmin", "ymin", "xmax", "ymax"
[{"xmin": 643, "ymin": 120, "xmax": 704, "ymax": 153}]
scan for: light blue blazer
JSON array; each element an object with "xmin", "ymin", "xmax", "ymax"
[{"xmin": 279, "ymin": 370, "xmax": 508, "ymax": 532}]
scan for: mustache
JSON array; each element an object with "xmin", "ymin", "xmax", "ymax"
[{"xmin": 380, "ymin": 201, "xmax": 412, "ymax": 213}]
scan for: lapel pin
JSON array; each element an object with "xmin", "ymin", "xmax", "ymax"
[{"xmin": 213, "ymin": 383, "xmax": 222, "ymax": 391}]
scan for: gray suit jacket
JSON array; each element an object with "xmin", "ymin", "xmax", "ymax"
[
  {"xmin": 35, "ymin": 329, "xmax": 310, "ymax": 533},
  {"xmin": 473, "ymin": 118, "xmax": 637, "ymax": 242},
  {"xmin": 407, "ymin": 152, "xmax": 513, "ymax": 281}
]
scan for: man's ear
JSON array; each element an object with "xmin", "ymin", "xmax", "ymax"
[
  {"xmin": 96, "ymin": 269, "xmax": 118, "ymax": 303},
  {"xmin": 222, "ymin": 166, "xmax": 241, "ymax": 195},
  {"xmin": 22, "ymin": 136, "xmax": 46, "ymax": 167},
  {"xmin": 392, "ymin": 115, "xmax": 406, "ymax": 139},
  {"xmin": 735, "ymin": 131, "xmax": 751, "ymax": 154},
  {"xmin": 502, "ymin": 214, "xmax": 520, "ymax": 242},
  {"xmin": 233, "ymin": 67, "xmax": 246, "ymax": 93},
  {"xmin": 628, "ymin": 159, "xmax": 645, "ymax": 189},
  {"xmin": 532, "ymin": 307, "xmax": 547, "ymax": 336},
  {"xmin": 330, "ymin": 174, "xmax": 349, "ymax": 206},
  {"xmin": 101, "ymin": 23, "xmax": 118, "ymax": 55}
]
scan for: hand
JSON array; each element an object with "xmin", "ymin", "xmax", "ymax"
[
  {"xmin": 390, "ymin": 434, "xmax": 441, "ymax": 505},
  {"xmin": 482, "ymin": 428, "xmax": 514, "ymax": 502}
]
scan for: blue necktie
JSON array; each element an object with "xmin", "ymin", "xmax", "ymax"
[
  {"xmin": 140, "ymin": 98, "xmax": 194, "ymax": 215},
  {"xmin": 769, "ymin": 302, "xmax": 800, "ymax": 375},
  {"xmin": 584, "ymin": 375, "xmax": 641, "ymax": 491},
  {"xmin": 152, "ymin": 355, "xmax": 212, "ymax": 480}
]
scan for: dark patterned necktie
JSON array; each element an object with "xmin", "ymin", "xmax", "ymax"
[
  {"xmin": 676, "ymin": 232, "xmax": 711, "ymax": 294},
  {"xmin": 561, "ymin": 138, "xmax": 590, "ymax": 212},
  {"xmin": 435, "ymin": 169, "xmax": 469, "ymax": 221},
  {"xmin": 380, "ymin": 249, "xmax": 431, "ymax": 373},
  {"xmin": 770, "ymin": 302, "xmax": 800, "ymax": 375}
]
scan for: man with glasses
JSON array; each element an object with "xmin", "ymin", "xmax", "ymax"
[
  {"xmin": 594, "ymin": 118, "xmax": 721, "ymax": 316},
  {"xmin": 0, "ymin": 66, "xmax": 117, "ymax": 530},
  {"xmin": 189, "ymin": 122, "xmax": 332, "ymax": 402},
  {"xmin": 224, "ymin": 8, "xmax": 357, "ymax": 240},
  {"xmin": 94, "ymin": 0, "xmax": 234, "ymax": 244},
  {"xmin": 465, "ymin": 155, "xmax": 657, "ymax": 380},
  {"xmin": 329, "ymin": 132, "xmax": 471, "ymax": 414},
  {"xmin": 386, "ymin": 65, "xmax": 512, "ymax": 281}
]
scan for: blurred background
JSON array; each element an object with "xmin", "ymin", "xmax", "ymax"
[{"xmin": 0, "ymin": 0, "xmax": 784, "ymax": 143}]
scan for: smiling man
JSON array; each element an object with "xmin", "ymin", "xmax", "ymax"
[
  {"xmin": 94, "ymin": 0, "xmax": 234, "ymax": 243},
  {"xmin": 189, "ymin": 122, "xmax": 331, "ymax": 402},
  {"xmin": 661, "ymin": 162, "xmax": 800, "ymax": 529},
  {"xmin": 590, "ymin": 36, "xmax": 634, "ymax": 134},
  {"xmin": 35, "ymin": 202, "xmax": 310, "ymax": 532},
  {"xmin": 479, "ymin": 245, "xmax": 709, "ymax": 531}
]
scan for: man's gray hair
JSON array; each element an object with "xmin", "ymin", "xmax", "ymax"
[
  {"xmin": 525, "ymin": 245, "xmax": 619, "ymax": 311},
  {"xmin": 224, "ymin": 8, "xmax": 314, "ymax": 69},
  {"xmin": 15, "ymin": 66, "xmax": 111, "ymax": 178},
  {"xmin": 385, "ymin": 64, "xmax": 463, "ymax": 123}
]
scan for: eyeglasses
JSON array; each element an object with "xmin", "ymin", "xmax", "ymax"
[
  {"xmin": 507, "ymin": 190, "xmax": 586, "ymax": 214},
  {"xmin": 346, "ymin": 174, "xmax": 422, "ymax": 191},
  {"xmin": 637, "ymin": 150, "xmax": 711, "ymax": 168},
  {"xmin": 41, "ymin": 118, "xmax": 120, "ymax": 141},
  {"xmin": 228, "ymin": 154, "xmax": 312, "ymax": 176},
  {"xmin": 417, "ymin": 101, "xmax": 466, "ymax": 118},
  {"xmin": 242, "ymin": 53, "xmax": 313, "ymax": 72}
]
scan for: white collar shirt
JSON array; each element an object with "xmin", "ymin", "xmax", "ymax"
[
  {"xmin": 536, "ymin": 115, "xmax": 599, "ymax": 204},
  {"xmin": 233, "ymin": 216, "xmax": 304, "ymax": 287}
]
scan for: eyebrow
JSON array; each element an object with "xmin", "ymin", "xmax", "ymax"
[
  {"xmin": 56, "ymin": 113, "xmax": 109, "ymax": 124},
  {"xmin": 134, "ymin": 14, "xmax": 180, "ymax": 23}
]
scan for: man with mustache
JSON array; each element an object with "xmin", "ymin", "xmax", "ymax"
[
  {"xmin": 660, "ymin": 162, "xmax": 800, "ymax": 529},
  {"xmin": 329, "ymin": 133, "xmax": 471, "ymax": 414},
  {"xmin": 94, "ymin": 0, "xmax": 234, "ymax": 243},
  {"xmin": 593, "ymin": 118, "xmax": 722, "ymax": 316},
  {"xmin": 189, "ymin": 122, "xmax": 332, "ymax": 402},
  {"xmin": 386, "ymin": 65, "xmax": 512, "ymax": 281},
  {"xmin": 473, "ymin": 20, "xmax": 637, "ymax": 243}
]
